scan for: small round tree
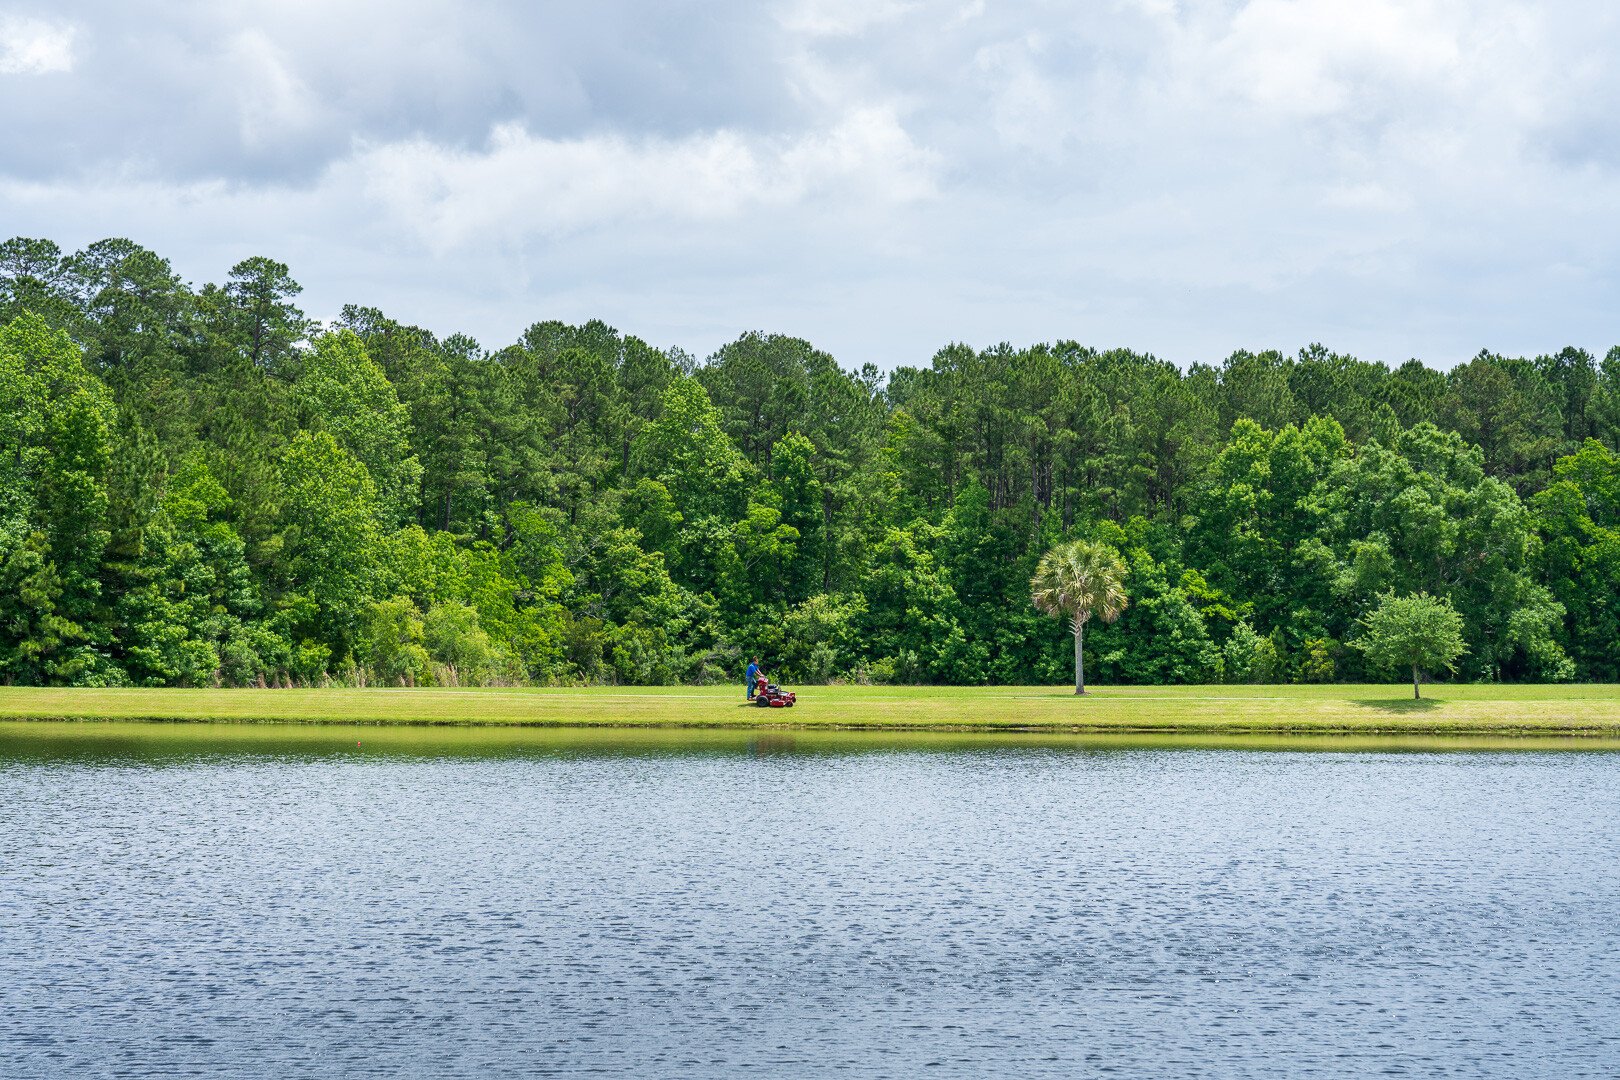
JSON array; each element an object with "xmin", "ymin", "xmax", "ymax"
[
  {"xmin": 1031, "ymin": 540, "xmax": 1129, "ymax": 695},
  {"xmin": 1354, "ymin": 592, "xmax": 1468, "ymax": 699}
]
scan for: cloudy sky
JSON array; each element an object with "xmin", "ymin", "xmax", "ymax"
[{"xmin": 3, "ymin": 0, "xmax": 1618, "ymax": 369}]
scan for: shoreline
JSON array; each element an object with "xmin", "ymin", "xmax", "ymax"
[
  {"xmin": 4, "ymin": 720, "xmax": 1619, "ymax": 757},
  {"xmin": 1, "ymin": 684, "xmax": 1618, "ymax": 738}
]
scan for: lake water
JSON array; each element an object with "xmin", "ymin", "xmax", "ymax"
[{"xmin": 2, "ymin": 723, "xmax": 1617, "ymax": 1078}]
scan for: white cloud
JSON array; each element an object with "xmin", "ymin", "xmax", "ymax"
[
  {"xmin": 0, "ymin": 15, "xmax": 75, "ymax": 75},
  {"xmin": 5, "ymin": 1, "xmax": 1620, "ymax": 370},
  {"xmin": 973, "ymin": 34, "xmax": 1070, "ymax": 155},
  {"xmin": 950, "ymin": 1, "xmax": 985, "ymax": 28},
  {"xmin": 228, "ymin": 30, "xmax": 323, "ymax": 149},
  {"xmin": 352, "ymin": 107, "xmax": 938, "ymax": 250},
  {"xmin": 778, "ymin": 0, "xmax": 920, "ymax": 37},
  {"xmin": 1205, "ymin": 0, "xmax": 1463, "ymax": 118}
]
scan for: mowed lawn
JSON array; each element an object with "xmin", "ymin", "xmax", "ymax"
[{"xmin": 1, "ymin": 683, "xmax": 1618, "ymax": 735}]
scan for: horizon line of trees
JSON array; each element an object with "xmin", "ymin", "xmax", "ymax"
[{"xmin": 5, "ymin": 235, "xmax": 1620, "ymax": 688}]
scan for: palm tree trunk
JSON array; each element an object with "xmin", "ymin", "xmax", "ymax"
[{"xmin": 1074, "ymin": 623, "xmax": 1086, "ymax": 695}]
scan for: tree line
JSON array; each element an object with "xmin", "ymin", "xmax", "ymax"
[{"xmin": 3, "ymin": 235, "xmax": 1620, "ymax": 688}]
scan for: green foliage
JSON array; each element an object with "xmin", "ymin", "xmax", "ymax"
[
  {"xmin": 633, "ymin": 378, "xmax": 752, "ymax": 522},
  {"xmin": 1031, "ymin": 539, "xmax": 1129, "ymax": 692},
  {"xmin": 1440, "ymin": 353, "xmax": 1562, "ymax": 493},
  {"xmin": 1304, "ymin": 423, "xmax": 1569, "ymax": 680},
  {"xmin": 622, "ymin": 478, "xmax": 682, "ymax": 554},
  {"xmin": 275, "ymin": 431, "xmax": 383, "ymax": 658},
  {"xmin": 1088, "ymin": 545, "xmax": 1217, "ymax": 685},
  {"xmin": 858, "ymin": 523, "xmax": 970, "ymax": 683},
  {"xmin": 2, "ymin": 235, "xmax": 1618, "ymax": 688},
  {"xmin": 1223, "ymin": 623, "xmax": 1279, "ymax": 684},
  {"xmin": 1532, "ymin": 439, "xmax": 1620, "ymax": 680},
  {"xmin": 0, "ymin": 314, "xmax": 117, "ymax": 683},
  {"xmin": 359, "ymin": 597, "xmax": 430, "ymax": 686},
  {"xmin": 1188, "ymin": 416, "xmax": 1348, "ymax": 630},
  {"xmin": 1353, "ymin": 593, "xmax": 1468, "ymax": 697},
  {"xmin": 1, "ymin": 238, "xmax": 80, "ymax": 329},
  {"xmin": 769, "ymin": 432, "xmax": 826, "ymax": 599},
  {"xmin": 114, "ymin": 456, "xmax": 269, "ymax": 687},
  {"xmin": 1031, "ymin": 540, "xmax": 1129, "ymax": 630},
  {"xmin": 293, "ymin": 331, "xmax": 423, "ymax": 523},
  {"xmin": 776, "ymin": 593, "xmax": 867, "ymax": 683},
  {"xmin": 216, "ymin": 256, "xmax": 311, "ymax": 374},
  {"xmin": 1297, "ymin": 637, "xmax": 1338, "ymax": 684},
  {"xmin": 425, "ymin": 599, "xmax": 495, "ymax": 680}
]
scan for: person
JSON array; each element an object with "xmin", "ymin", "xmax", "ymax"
[{"xmin": 745, "ymin": 657, "xmax": 760, "ymax": 699}]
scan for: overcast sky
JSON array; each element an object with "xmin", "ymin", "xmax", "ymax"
[{"xmin": 4, "ymin": 0, "xmax": 1618, "ymax": 370}]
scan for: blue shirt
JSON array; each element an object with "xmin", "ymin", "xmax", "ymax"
[{"xmin": 746, "ymin": 663, "xmax": 759, "ymax": 684}]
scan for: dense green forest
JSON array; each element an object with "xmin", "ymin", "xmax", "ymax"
[{"xmin": 4, "ymin": 236, "xmax": 1620, "ymax": 688}]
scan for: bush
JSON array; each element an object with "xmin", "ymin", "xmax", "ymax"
[
  {"xmin": 359, "ymin": 597, "xmax": 430, "ymax": 686},
  {"xmin": 423, "ymin": 601, "xmax": 497, "ymax": 685},
  {"xmin": 848, "ymin": 657, "xmax": 898, "ymax": 685},
  {"xmin": 1296, "ymin": 637, "xmax": 1337, "ymax": 683},
  {"xmin": 1224, "ymin": 622, "xmax": 1279, "ymax": 683},
  {"xmin": 777, "ymin": 593, "xmax": 865, "ymax": 682}
]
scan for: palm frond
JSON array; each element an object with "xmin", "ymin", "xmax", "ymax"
[{"xmin": 1029, "ymin": 539, "xmax": 1129, "ymax": 628}]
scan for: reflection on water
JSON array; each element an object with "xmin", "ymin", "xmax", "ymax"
[
  {"xmin": 746, "ymin": 733, "xmax": 803, "ymax": 757},
  {"xmin": 2, "ymin": 724, "xmax": 1618, "ymax": 1078},
  {"xmin": 3, "ymin": 720, "xmax": 1619, "ymax": 762}
]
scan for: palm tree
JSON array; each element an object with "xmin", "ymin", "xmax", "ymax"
[{"xmin": 1031, "ymin": 540, "xmax": 1129, "ymax": 695}]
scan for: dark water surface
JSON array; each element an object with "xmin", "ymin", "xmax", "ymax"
[{"xmin": 2, "ymin": 724, "xmax": 1617, "ymax": 1078}]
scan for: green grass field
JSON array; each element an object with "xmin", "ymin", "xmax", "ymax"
[{"xmin": 0, "ymin": 683, "xmax": 1618, "ymax": 736}]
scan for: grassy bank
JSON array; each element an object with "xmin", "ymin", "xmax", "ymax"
[{"xmin": 0, "ymin": 684, "xmax": 1618, "ymax": 736}]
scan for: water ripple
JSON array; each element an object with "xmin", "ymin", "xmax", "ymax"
[{"xmin": 1, "ymin": 748, "xmax": 1617, "ymax": 1077}]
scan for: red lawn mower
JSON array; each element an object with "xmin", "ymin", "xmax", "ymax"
[{"xmin": 753, "ymin": 675, "xmax": 796, "ymax": 708}]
